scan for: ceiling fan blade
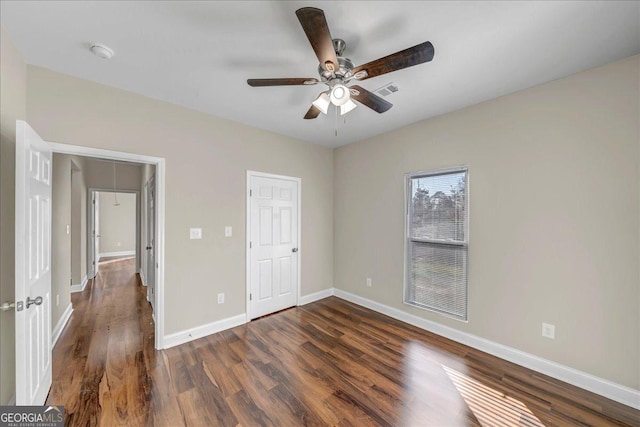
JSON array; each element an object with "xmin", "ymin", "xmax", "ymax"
[
  {"xmin": 304, "ymin": 105, "xmax": 322, "ymax": 120},
  {"xmin": 295, "ymin": 7, "xmax": 339, "ymax": 72},
  {"xmin": 247, "ymin": 78, "xmax": 319, "ymax": 87},
  {"xmin": 349, "ymin": 85, "xmax": 393, "ymax": 113},
  {"xmin": 352, "ymin": 41, "xmax": 434, "ymax": 81}
]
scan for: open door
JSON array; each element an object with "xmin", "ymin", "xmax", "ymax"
[
  {"xmin": 145, "ymin": 176, "xmax": 156, "ymax": 311},
  {"xmin": 15, "ymin": 120, "xmax": 53, "ymax": 405},
  {"xmin": 88, "ymin": 191, "xmax": 100, "ymax": 278}
]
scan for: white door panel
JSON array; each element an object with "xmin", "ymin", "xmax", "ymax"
[
  {"xmin": 15, "ymin": 120, "xmax": 53, "ymax": 405},
  {"xmin": 248, "ymin": 175, "xmax": 299, "ymax": 319},
  {"xmin": 146, "ymin": 175, "xmax": 156, "ymax": 312}
]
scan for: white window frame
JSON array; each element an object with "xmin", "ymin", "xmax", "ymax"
[{"xmin": 403, "ymin": 166, "xmax": 469, "ymax": 321}]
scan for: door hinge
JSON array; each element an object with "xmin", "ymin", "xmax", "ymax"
[
  {"xmin": 249, "ymin": 241, "xmax": 252, "ymax": 249},
  {"xmin": 250, "ymin": 189, "xmax": 252, "ymax": 197},
  {"xmin": 250, "ymin": 293, "xmax": 252, "ymax": 301}
]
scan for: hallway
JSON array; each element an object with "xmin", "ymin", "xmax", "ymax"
[{"xmin": 47, "ymin": 258, "xmax": 156, "ymax": 425}]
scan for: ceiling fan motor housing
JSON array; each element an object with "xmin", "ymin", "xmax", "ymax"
[{"xmin": 318, "ymin": 56, "xmax": 354, "ymax": 82}]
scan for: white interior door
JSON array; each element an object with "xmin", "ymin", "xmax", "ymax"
[
  {"xmin": 15, "ymin": 120, "xmax": 52, "ymax": 405},
  {"xmin": 248, "ymin": 174, "xmax": 299, "ymax": 320},
  {"xmin": 89, "ymin": 191, "xmax": 100, "ymax": 277},
  {"xmin": 146, "ymin": 175, "xmax": 156, "ymax": 311}
]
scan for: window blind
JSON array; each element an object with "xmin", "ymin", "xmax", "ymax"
[{"xmin": 406, "ymin": 169, "xmax": 468, "ymax": 320}]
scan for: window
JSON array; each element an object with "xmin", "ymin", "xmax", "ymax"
[{"xmin": 405, "ymin": 167, "xmax": 468, "ymax": 320}]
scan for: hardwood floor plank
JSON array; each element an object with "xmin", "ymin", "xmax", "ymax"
[{"xmin": 47, "ymin": 259, "xmax": 640, "ymax": 426}]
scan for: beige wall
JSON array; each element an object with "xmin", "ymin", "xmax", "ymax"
[
  {"xmin": 334, "ymin": 55, "xmax": 640, "ymax": 389},
  {"xmin": 98, "ymin": 192, "xmax": 137, "ymax": 255},
  {"xmin": 26, "ymin": 66, "xmax": 335, "ymax": 336},
  {"xmin": 84, "ymin": 159, "xmax": 142, "ymax": 192},
  {"xmin": 0, "ymin": 27, "xmax": 26, "ymax": 405},
  {"xmin": 51, "ymin": 154, "xmax": 72, "ymax": 328}
]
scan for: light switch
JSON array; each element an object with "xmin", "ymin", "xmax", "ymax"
[
  {"xmin": 66, "ymin": 225, "xmax": 70, "ymax": 235},
  {"xmin": 225, "ymin": 226, "xmax": 232, "ymax": 237},
  {"xmin": 190, "ymin": 228, "xmax": 202, "ymax": 239}
]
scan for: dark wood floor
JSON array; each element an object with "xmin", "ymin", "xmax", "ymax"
[{"xmin": 47, "ymin": 259, "xmax": 640, "ymax": 426}]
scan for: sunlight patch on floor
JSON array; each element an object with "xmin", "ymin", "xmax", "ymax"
[{"xmin": 443, "ymin": 365, "xmax": 545, "ymax": 427}]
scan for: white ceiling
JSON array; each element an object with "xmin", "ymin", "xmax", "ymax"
[{"xmin": 2, "ymin": 1, "xmax": 639, "ymax": 148}]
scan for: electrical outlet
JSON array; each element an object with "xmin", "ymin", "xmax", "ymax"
[
  {"xmin": 117, "ymin": 241, "xmax": 121, "ymax": 247},
  {"xmin": 225, "ymin": 226, "xmax": 232, "ymax": 237},
  {"xmin": 66, "ymin": 225, "xmax": 70, "ymax": 235},
  {"xmin": 190, "ymin": 228, "xmax": 202, "ymax": 239},
  {"xmin": 217, "ymin": 293, "xmax": 225, "ymax": 304},
  {"xmin": 366, "ymin": 277, "xmax": 372, "ymax": 287},
  {"xmin": 542, "ymin": 323, "xmax": 555, "ymax": 339}
]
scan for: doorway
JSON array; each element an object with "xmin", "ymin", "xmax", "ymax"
[
  {"xmin": 88, "ymin": 190, "xmax": 139, "ymax": 278},
  {"xmin": 52, "ymin": 143, "xmax": 165, "ymax": 349},
  {"xmin": 246, "ymin": 171, "xmax": 301, "ymax": 320}
]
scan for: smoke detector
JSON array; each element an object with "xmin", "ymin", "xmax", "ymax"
[{"xmin": 90, "ymin": 43, "xmax": 115, "ymax": 60}]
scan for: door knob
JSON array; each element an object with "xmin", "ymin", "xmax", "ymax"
[
  {"xmin": 26, "ymin": 296, "xmax": 43, "ymax": 309},
  {"xmin": 292, "ymin": 248, "xmax": 298, "ymax": 253},
  {"xmin": 146, "ymin": 246, "xmax": 152, "ymax": 250}
]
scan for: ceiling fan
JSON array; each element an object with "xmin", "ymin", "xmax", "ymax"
[{"xmin": 247, "ymin": 7, "xmax": 435, "ymax": 119}]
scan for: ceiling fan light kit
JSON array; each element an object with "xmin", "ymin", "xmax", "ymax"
[
  {"xmin": 312, "ymin": 92, "xmax": 331, "ymax": 114},
  {"xmin": 340, "ymin": 99, "xmax": 358, "ymax": 116},
  {"xmin": 247, "ymin": 7, "xmax": 435, "ymax": 120},
  {"xmin": 330, "ymin": 84, "xmax": 349, "ymax": 106}
]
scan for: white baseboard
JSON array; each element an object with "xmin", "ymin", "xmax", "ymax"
[
  {"xmin": 139, "ymin": 268, "xmax": 146, "ymax": 287},
  {"xmin": 298, "ymin": 288, "xmax": 335, "ymax": 306},
  {"xmin": 70, "ymin": 275, "xmax": 88, "ymax": 293},
  {"xmin": 163, "ymin": 313, "xmax": 247, "ymax": 349},
  {"xmin": 333, "ymin": 288, "xmax": 640, "ymax": 410},
  {"xmin": 52, "ymin": 303, "xmax": 73, "ymax": 347},
  {"xmin": 98, "ymin": 250, "xmax": 135, "ymax": 260}
]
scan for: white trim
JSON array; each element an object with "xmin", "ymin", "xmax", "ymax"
[
  {"xmin": 52, "ymin": 303, "xmax": 73, "ymax": 348},
  {"xmin": 163, "ymin": 314, "xmax": 247, "ymax": 349},
  {"xmin": 298, "ymin": 288, "xmax": 335, "ymax": 306},
  {"xmin": 98, "ymin": 250, "xmax": 136, "ymax": 260},
  {"xmin": 333, "ymin": 289, "xmax": 640, "ymax": 410},
  {"xmin": 139, "ymin": 268, "xmax": 146, "ymax": 287},
  {"xmin": 70, "ymin": 275, "xmax": 88, "ymax": 293},
  {"xmin": 51, "ymin": 141, "xmax": 166, "ymax": 350},
  {"xmin": 246, "ymin": 170, "xmax": 302, "ymax": 321},
  {"xmin": 8, "ymin": 395, "xmax": 15, "ymax": 406}
]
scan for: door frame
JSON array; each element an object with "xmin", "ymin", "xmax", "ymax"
[
  {"xmin": 245, "ymin": 170, "xmax": 301, "ymax": 320},
  {"xmin": 88, "ymin": 188, "xmax": 140, "ymax": 275},
  {"xmin": 51, "ymin": 142, "xmax": 166, "ymax": 349}
]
